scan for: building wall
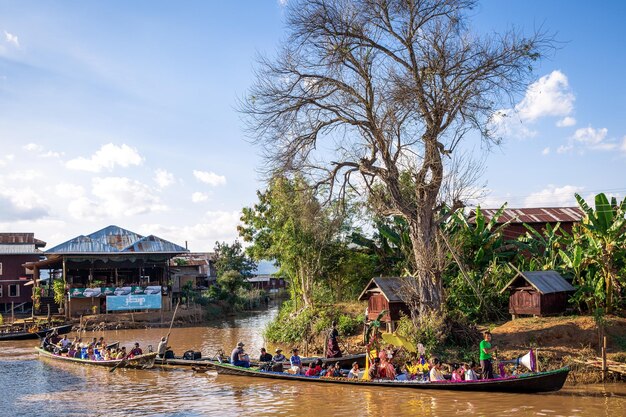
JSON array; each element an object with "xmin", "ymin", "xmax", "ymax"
[{"xmin": 0, "ymin": 254, "xmax": 37, "ymax": 308}]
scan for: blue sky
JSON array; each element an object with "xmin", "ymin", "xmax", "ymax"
[{"xmin": 0, "ymin": 1, "xmax": 624, "ymax": 251}]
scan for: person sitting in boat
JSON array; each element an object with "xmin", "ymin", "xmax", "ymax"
[
  {"xmin": 273, "ymin": 348, "xmax": 286, "ymax": 363},
  {"xmin": 86, "ymin": 346, "xmax": 97, "ymax": 360},
  {"xmin": 305, "ymin": 359, "xmax": 323, "ymax": 376},
  {"xmin": 368, "ymin": 357, "xmax": 381, "ymax": 380},
  {"xmin": 479, "ymin": 331, "xmax": 497, "ymax": 380},
  {"xmin": 429, "ymin": 358, "xmax": 446, "ymax": 381},
  {"xmin": 129, "ymin": 342, "xmax": 143, "ymax": 357},
  {"xmin": 259, "ymin": 347, "xmax": 273, "ymax": 362},
  {"xmin": 378, "ymin": 349, "xmax": 396, "ymax": 380},
  {"xmin": 67, "ymin": 344, "xmax": 78, "ymax": 358},
  {"xmin": 464, "ymin": 361, "xmax": 478, "ymax": 380},
  {"xmin": 116, "ymin": 346, "xmax": 127, "ymax": 359},
  {"xmin": 89, "ymin": 337, "xmax": 98, "ymax": 348},
  {"xmin": 451, "ymin": 363, "xmax": 462, "ymax": 381},
  {"xmin": 347, "ymin": 361, "xmax": 360, "ymax": 379},
  {"xmin": 289, "ymin": 348, "xmax": 303, "ymax": 374},
  {"xmin": 95, "ymin": 337, "xmax": 105, "ymax": 349},
  {"xmin": 58, "ymin": 335, "xmax": 72, "ymax": 351},
  {"xmin": 103, "ymin": 348, "xmax": 113, "ymax": 361},
  {"xmin": 323, "ymin": 362, "xmax": 342, "ymax": 378},
  {"xmin": 326, "ymin": 321, "xmax": 342, "ymax": 358},
  {"xmin": 230, "ymin": 342, "xmax": 251, "ymax": 368}
]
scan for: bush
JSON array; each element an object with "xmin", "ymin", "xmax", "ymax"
[{"xmin": 0, "ymin": 314, "xmax": 3, "ymax": 325}]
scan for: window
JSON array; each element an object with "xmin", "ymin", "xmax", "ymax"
[
  {"xmin": 0, "ymin": 284, "xmax": 3, "ymax": 297},
  {"xmin": 0, "ymin": 262, "xmax": 3, "ymax": 275},
  {"xmin": 8, "ymin": 284, "xmax": 19, "ymax": 297}
]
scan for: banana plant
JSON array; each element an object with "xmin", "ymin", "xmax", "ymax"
[{"xmin": 574, "ymin": 193, "xmax": 626, "ymax": 313}]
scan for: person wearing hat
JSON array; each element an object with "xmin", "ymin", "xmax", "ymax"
[
  {"xmin": 289, "ymin": 348, "xmax": 302, "ymax": 374},
  {"xmin": 273, "ymin": 348, "xmax": 286, "ymax": 362},
  {"xmin": 230, "ymin": 342, "xmax": 250, "ymax": 368}
]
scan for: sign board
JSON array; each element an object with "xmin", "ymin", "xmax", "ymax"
[
  {"xmin": 70, "ymin": 286, "xmax": 163, "ymax": 298},
  {"xmin": 106, "ymin": 293, "xmax": 162, "ymax": 311}
]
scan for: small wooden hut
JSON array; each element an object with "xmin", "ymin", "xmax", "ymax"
[
  {"xmin": 500, "ymin": 270, "xmax": 575, "ymax": 319},
  {"xmin": 358, "ymin": 277, "xmax": 411, "ymax": 331}
]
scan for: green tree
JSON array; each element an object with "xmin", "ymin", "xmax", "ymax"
[
  {"xmin": 239, "ymin": 175, "xmax": 348, "ymax": 308},
  {"xmin": 217, "ymin": 270, "xmax": 248, "ymax": 294},
  {"xmin": 241, "ymin": 0, "xmax": 552, "ymax": 315},
  {"xmin": 574, "ymin": 193, "xmax": 626, "ymax": 313},
  {"xmin": 213, "ymin": 240, "xmax": 257, "ymax": 278}
]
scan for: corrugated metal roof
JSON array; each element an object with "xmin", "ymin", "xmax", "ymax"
[
  {"xmin": 46, "ymin": 225, "xmax": 188, "ymax": 255},
  {"xmin": 358, "ymin": 276, "xmax": 406, "ymax": 302},
  {"xmin": 0, "ymin": 243, "xmax": 41, "ymax": 254},
  {"xmin": 500, "ymin": 270, "xmax": 575, "ymax": 295},
  {"xmin": 470, "ymin": 207, "xmax": 584, "ymax": 224},
  {"xmin": 0, "ymin": 233, "xmax": 46, "ymax": 248}
]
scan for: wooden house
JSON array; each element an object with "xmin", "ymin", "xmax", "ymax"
[
  {"xmin": 500, "ymin": 270, "xmax": 575, "ymax": 319},
  {"xmin": 358, "ymin": 277, "xmax": 411, "ymax": 331}
]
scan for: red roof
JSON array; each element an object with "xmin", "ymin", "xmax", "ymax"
[{"xmin": 470, "ymin": 207, "xmax": 584, "ymax": 224}]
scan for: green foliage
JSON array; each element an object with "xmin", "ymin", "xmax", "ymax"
[
  {"xmin": 52, "ymin": 280, "xmax": 66, "ymax": 306},
  {"xmin": 214, "ymin": 240, "xmax": 256, "ymax": 278},
  {"xmin": 173, "ymin": 258, "xmax": 188, "ymax": 266},
  {"xmin": 217, "ymin": 270, "xmax": 248, "ymax": 294},
  {"xmin": 396, "ymin": 312, "xmax": 446, "ymax": 356},
  {"xmin": 0, "ymin": 314, "xmax": 3, "ymax": 325},
  {"xmin": 264, "ymin": 300, "xmax": 364, "ymax": 344}
]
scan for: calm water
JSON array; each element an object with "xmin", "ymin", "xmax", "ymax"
[{"xmin": 2, "ymin": 308, "xmax": 625, "ymax": 417}]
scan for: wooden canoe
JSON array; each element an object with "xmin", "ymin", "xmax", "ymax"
[
  {"xmin": 0, "ymin": 324, "xmax": 73, "ymax": 341},
  {"xmin": 210, "ymin": 361, "xmax": 570, "ymax": 393},
  {"xmin": 36, "ymin": 348, "xmax": 158, "ymax": 369}
]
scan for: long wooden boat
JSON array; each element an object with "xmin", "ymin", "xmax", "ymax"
[
  {"xmin": 36, "ymin": 347, "xmax": 158, "ymax": 369},
  {"xmin": 156, "ymin": 352, "xmax": 366, "ymax": 369},
  {"xmin": 210, "ymin": 361, "xmax": 569, "ymax": 393},
  {"xmin": 0, "ymin": 324, "xmax": 73, "ymax": 341}
]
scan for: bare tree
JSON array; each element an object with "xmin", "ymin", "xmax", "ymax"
[{"xmin": 241, "ymin": 0, "xmax": 552, "ymax": 315}]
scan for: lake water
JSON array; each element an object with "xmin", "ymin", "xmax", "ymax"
[{"xmin": 2, "ymin": 308, "xmax": 625, "ymax": 417}]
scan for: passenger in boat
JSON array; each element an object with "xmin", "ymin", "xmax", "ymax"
[
  {"xmin": 67, "ymin": 344, "xmax": 77, "ymax": 358},
  {"xmin": 116, "ymin": 346, "xmax": 127, "ymax": 359},
  {"xmin": 259, "ymin": 347, "xmax": 273, "ymax": 362},
  {"xmin": 347, "ymin": 362, "xmax": 360, "ymax": 379},
  {"xmin": 272, "ymin": 348, "xmax": 286, "ymax": 362},
  {"xmin": 479, "ymin": 331, "xmax": 497, "ymax": 380},
  {"xmin": 429, "ymin": 358, "xmax": 445, "ymax": 381},
  {"xmin": 368, "ymin": 357, "xmax": 381, "ymax": 380},
  {"xmin": 59, "ymin": 335, "xmax": 71, "ymax": 350},
  {"xmin": 464, "ymin": 361, "xmax": 478, "ymax": 380},
  {"xmin": 289, "ymin": 348, "xmax": 302, "ymax": 374},
  {"xmin": 86, "ymin": 346, "xmax": 96, "ymax": 360},
  {"xmin": 230, "ymin": 342, "xmax": 251, "ymax": 368},
  {"xmin": 323, "ymin": 362, "xmax": 342, "ymax": 378},
  {"xmin": 318, "ymin": 362, "xmax": 330, "ymax": 377},
  {"xmin": 129, "ymin": 342, "xmax": 143, "ymax": 357},
  {"xmin": 305, "ymin": 359, "xmax": 323, "ymax": 376},
  {"xmin": 89, "ymin": 337, "xmax": 98, "ymax": 348},
  {"xmin": 95, "ymin": 337, "xmax": 105, "ymax": 348},
  {"xmin": 378, "ymin": 349, "xmax": 396, "ymax": 380},
  {"xmin": 103, "ymin": 348, "xmax": 113, "ymax": 361},
  {"xmin": 326, "ymin": 321, "xmax": 342, "ymax": 358},
  {"xmin": 451, "ymin": 363, "xmax": 462, "ymax": 381}
]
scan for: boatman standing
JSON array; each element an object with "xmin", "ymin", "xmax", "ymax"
[{"xmin": 479, "ymin": 331, "xmax": 498, "ymax": 379}]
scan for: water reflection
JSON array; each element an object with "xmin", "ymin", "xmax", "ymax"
[{"xmin": 1, "ymin": 307, "xmax": 625, "ymax": 416}]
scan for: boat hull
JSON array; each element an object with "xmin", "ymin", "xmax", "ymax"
[
  {"xmin": 0, "ymin": 324, "xmax": 73, "ymax": 341},
  {"xmin": 211, "ymin": 362, "xmax": 569, "ymax": 393},
  {"xmin": 36, "ymin": 348, "xmax": 158, "ymax": 369},
  {"xmin": 156, "ymin": 353, "xmax": 366, "ymax": 369}
]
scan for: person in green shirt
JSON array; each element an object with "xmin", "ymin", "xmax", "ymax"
[{"xmin": 479, "ymin": 331, "xmax": 498, "ymax": 379}]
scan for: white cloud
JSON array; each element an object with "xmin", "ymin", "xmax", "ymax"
[
  {"xmin": 23, "ymin": 143, "xmax": 44, "ymax": 152},
  {"xmin": 541, "ymin": 147, "xmax": 550, "ymax": 156},
  {"xmin": 490, "ymin": 71, "xmax": 575, "ymax": 139},
  {"xmin": 193, "ymin": 170, "xmax": 226, "ymax": 186},
  {"xmin": 55, "ymin": 183, "xmax": 85, "ymax": 198},
  {"xmin": 524, "ymin": 185, "xmax": 584, "ymax": 207},
  {"xmin": 154, "ymin": 168, "xmax": 175, "ymax": 188},
  {"xmin": 516, "ymin": 71, "xmax": 575, "ymax": 122},
  {"xmin": 278, "ymin": 0, "xmax": 288, "ymax": 6},
  {"xmin": 4, "ymin": 31, "xmax": 19, "ymax": 47},
  {"xmin": 67, "ymin": 177, "xmax": 166, "ymax": 220},
  {"xmin": 0, "ymin": 187, "xmax": 49, "ymax": 221},
  {"xmin": 7, "ymin": 169, "xmax": 43, "ymax": 181},
  {"xmin": 141, "ymin": 210, "xmax": 242, "ymax": 251},
  {"xmin": 39, "ymin": 150, "xmax": 64, "ymax": 158},
  {"xmin": 191, "ymin": 192, "xmax": 209, "ymax": 203},
  {"xmin": 621, "ymin": 136, "xmax": 626, "ymax": 153},
  {"xmin": 66, "ymin": 143, "xmax": 143, "ymax": 172},
  {"xmin": 573, "ymin": 126, "xmax": 608, "ymax": 146},
  {"xmin": 556, "ymin": 116, "xmax": 576, "ymax": 127},
  {"xmin": 556, "ymin": 144, "xmax": 572, "ymax": 154}
]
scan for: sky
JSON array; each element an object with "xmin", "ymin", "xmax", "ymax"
[{"xmin": 0, "ymin": 1, "xmax": 625, "ymax": 251}]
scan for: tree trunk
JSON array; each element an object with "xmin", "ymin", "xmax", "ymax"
[{"xmin": 408, "ymin": 215, "xmax": 443, "ymax": 316}]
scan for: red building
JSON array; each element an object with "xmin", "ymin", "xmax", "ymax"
[
  {"xmin": 469, "ymin": 207, "xmax": 584, "ymax": 241},
  {"xmin": 358, "ymin": 277, "xmax": 411, "ymax": 332},
  {"xmin": 0, "ymin": 233, "xmax": 46, "ymax": 314}
]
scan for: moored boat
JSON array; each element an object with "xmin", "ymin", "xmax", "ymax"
[
  {"xmin": 210, "ymin": 361, "xmax": 569, "ymax": 393},
  {"xmin": 0, "ymin": 324, "xmax": 73, "ymax": 341},
  {"xmin": 36, "ymin": 347, "xmax": 158, "ymax": 369}
]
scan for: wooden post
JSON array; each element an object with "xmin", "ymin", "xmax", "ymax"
[
  {"xmin": 11, "ymin": 302, "xmax": 15, "ymax": 323},
  {"xmin": 602, "ymin": 336, "xmax": 607, "ymax": 382}
]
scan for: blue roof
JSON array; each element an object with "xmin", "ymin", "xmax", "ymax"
[{"xmin": 46, "ymin": 225, "xmax": 188, "ymax": 254}]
